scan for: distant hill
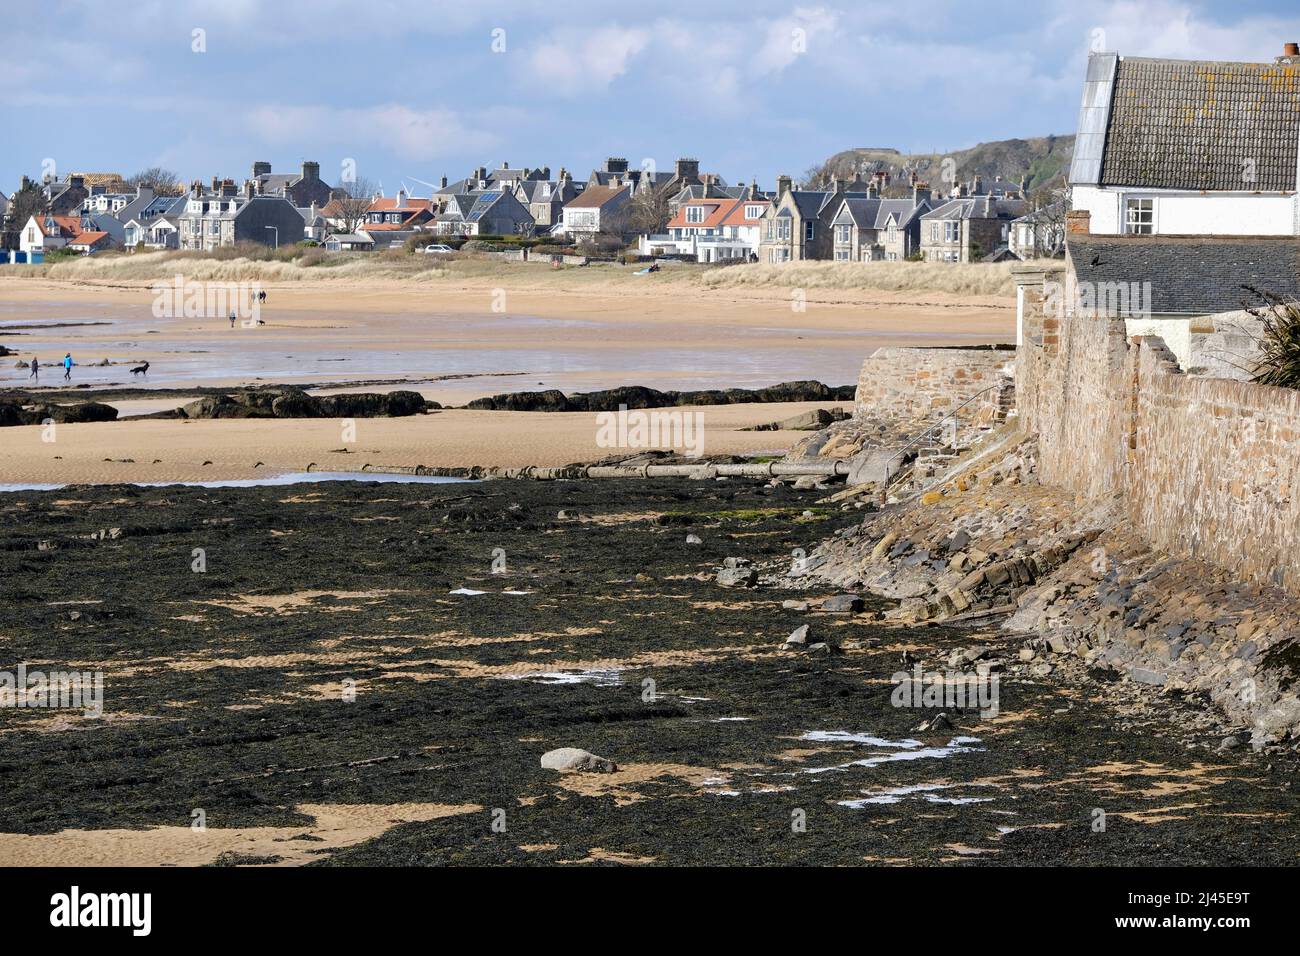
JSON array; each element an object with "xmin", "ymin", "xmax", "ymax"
[{"xmin": 804, "ymin": 135, "xmax": 1074, "ymax": 197}]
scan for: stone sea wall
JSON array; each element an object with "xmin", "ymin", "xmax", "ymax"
[{"xmin": 1019, "ymin": 275, "xmax": 1300, "ymax": 595}]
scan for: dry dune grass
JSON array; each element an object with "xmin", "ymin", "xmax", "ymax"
[
  {"xmin": 29, "ymin": 248, "xmax": 1016, "ymax": 296},
  {"xmin": 42, "ymin": 250, "xmax": 450, "ymax": 284},
  {"xmin": 693, "ymin": 259, "xmax": 1017, "ymax": 297}
]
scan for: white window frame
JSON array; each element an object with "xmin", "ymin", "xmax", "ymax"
[{"xmin": 1124, "ymin": 196, "xmax": 1155, "ymax": 235}]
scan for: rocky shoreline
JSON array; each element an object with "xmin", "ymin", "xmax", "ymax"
[{"xmin": 798, "ymin": 434, "xmax": 1300, "ymax": 751}]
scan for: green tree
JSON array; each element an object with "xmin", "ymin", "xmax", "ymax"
[{"xmin": 1, "ymin": 179, "xmax": 45, "ymax": 250}]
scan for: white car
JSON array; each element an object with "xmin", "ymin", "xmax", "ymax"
[{"xmin": 421, "ymin": 243, "xmax": 455, "ymax": 254}]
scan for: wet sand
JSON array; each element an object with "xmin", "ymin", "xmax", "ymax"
[
  {"xmin": 0, "ymin": 401, "xmax": 841, "ymax": 486},
  {"xmin": 0, "ymin": 276, "xmax": 1014, "ymax": 405}
]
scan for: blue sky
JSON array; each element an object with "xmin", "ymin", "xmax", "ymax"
[{"xmin": 4, "ymin": 0, "xmax": 1298, "ymax": 195}]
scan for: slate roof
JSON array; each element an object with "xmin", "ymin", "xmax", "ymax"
[
  {"xmin": 1067, "ymin": 235, "xmax": 1300, "ymax": 314},
  {"xmin": 922, "ymin": 197, "xmax": 1027, "ymax": 221},
  {"xmin": 1098, "ymin": 55, "xmax": 1300, "ymax": 191},
  {"xmin": 835, "ymin": 197, "xmax": 928, "ymax": 230}
]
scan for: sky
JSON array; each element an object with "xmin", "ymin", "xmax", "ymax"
[{"xmin": 3, "ymin": 0, "xmax": 1298, "ymax": 195}]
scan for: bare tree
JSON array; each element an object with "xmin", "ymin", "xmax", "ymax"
[
  {"xmin": 330, "ymin": 176, "xmax": 378, "ymax": 235},
  {"xmin": 626, "ymin": 186, "xmax": 671, "ymax": 235},
  {"xmin": 1027, "ymin": 182, "xmax": 1069, "ymax": 257},
  {"xmin": 126, "ymin": 166, "xmax": 184, "ymax": 196}
]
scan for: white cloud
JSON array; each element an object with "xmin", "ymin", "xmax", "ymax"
[
  {"xmin": 247, "ymin": 104, "xmax": 500, "ymax": 162},
  {"xmin": 526, "ymin": 25, "xmax": 651, "ymax": 89},
  {"xmin": 755, "ymin": 6, "xmax": 840, "ymax": 74}
]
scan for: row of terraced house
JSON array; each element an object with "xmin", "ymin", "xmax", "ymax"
[{"xmin": 5, "ymin": 143, "xmax": 1077, "ymax": 263}]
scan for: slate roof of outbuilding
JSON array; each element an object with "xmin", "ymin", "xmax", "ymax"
[
  {"xmin": 1099, "ymin": 56, "xmax": 1300, "ymax": 191},
  {"xmin": 1066, "ymin": 234, "xmax": 1300, "ymax": 314}
]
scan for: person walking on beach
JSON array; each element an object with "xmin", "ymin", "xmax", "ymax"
[
  {"xmin": 62, "ymin": 353, "xmax": 74, "ymax": 381},
  {"xmin": 229, "ymin": 310, "xmax": 236, "ymax": 329},
  {"xmin": 29, "ymin": 357, "xmax": 38, "ymax": 382}
]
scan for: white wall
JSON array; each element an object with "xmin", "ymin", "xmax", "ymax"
[
  {"xmin": 1125, "ymin": 316, "xmax": 1192, "ymax": 367},
  {"xmin": 1073, "ymin": 186, "xmax": 1297, "ymax": 236}
]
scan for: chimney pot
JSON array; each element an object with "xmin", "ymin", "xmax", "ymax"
[{"xmin": 1286, "ymin": 42, "xmax": 1299, "ymax": 57}]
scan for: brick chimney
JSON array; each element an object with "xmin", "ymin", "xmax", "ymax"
[
  {"xmin": 1066, "ymin": 209, "xmax": 1091, "ymax": 235},
  {"xmin": 252, "ymin": 161, "xmax": 271, "ymax": 178},
  {"xmin": 674, "ymin": 158, "xmax": 700, "ymax": 181},
  {"xmin": 1279, "ymin": 42, "xmax": 1300, "ymax": 63},
  {"xmin": 912, "ymin": 182, "xmax": 932, "ymax": 205}
]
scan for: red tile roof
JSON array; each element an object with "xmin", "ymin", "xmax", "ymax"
[
  {"xmin": 563, "ymin": 185, "xmax": 628, "ymax": 209},
  {"xmin": 368, "ymin": 196, "xmax": 433, "ymax": 213},
  {"xmin": 721, "ymin": 198, "xmax": 769, "ymax": 226},
  {"xmin": 68, "ymin": 231, "xmax": 109, "ymax": 247},
  {"xmin": 666, "ymin": 199, "xmax": 730, "ymax": 230}
]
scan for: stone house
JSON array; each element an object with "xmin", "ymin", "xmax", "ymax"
[
  {"xmin": 513, "ymin": 170, "xmax": 583, "ymax": 229},
  {"xmin": 40, "ymin": 175, "xmax": 89, "ymax": 216},
  {"xmin": 1009, "ymin": 202, "xmax": 1066, "ymax": 259},
  {"xmin": 250, "ymin": 161, "xmax": 334, "ymax": 208},
  {"xmin": 758, "ymin": 176, "xmax": 871, "ymax": 262},
  {"xmin": 830, "ymin": 185, "xmax": 933, "ymax": 261},
  {"xmin": 919, "ymin": 195, "xmax": 1028, "ymax": 262},
  {"xmin": 177, "ymin": 180, "xmax": 304, "ymax": 251}
]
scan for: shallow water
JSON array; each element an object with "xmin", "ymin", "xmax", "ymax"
[
  {"xmin": 0, "ymin": 471, "xmax": 470, "ymax": 493},
  {"xmin": 0, "ymin": 299, "xmax": 1003, "ymax": 395}
]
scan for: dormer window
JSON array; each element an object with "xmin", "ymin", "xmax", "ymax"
[{"xmin": 686, "ymin": 206, "xmax": 705, "ymax": 224}]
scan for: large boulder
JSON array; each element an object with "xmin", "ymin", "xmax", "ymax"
[
  {"xmin": 568, "ymin": 385, "xmax": 671, "ymax": 412},
  {"xmin": 180, "ymin": 395, "xmax": 268, "ymax": 419},
  {"xmin": 0, "ymin": 401, "xmax": 26, "ymax": 426},
  {"xmin": 25, "ymin": 402, "xmax": 119, "ymax": 424},
  {"xmin": 467, "ymin": 389, "xmax": 571, "ymax": 412},
  {"xmin": 540, "ymin": 747, "xmax": 618, "ymax": 773},
  {"xmin": 320, "ymin": 390, "xmax": 427, "ymax": 418},
  {"xmin": 270, "ymin": 389, "xmax": 324, "ymax": 418}
]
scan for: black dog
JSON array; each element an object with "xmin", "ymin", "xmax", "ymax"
[{"xmin": 129, "ymin": 362, "xmax": 150, "ymax": 377}]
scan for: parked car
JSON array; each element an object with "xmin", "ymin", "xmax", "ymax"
[{"xmin": 421, "ymin": 243, "xmax": 455, "ymax": 254}]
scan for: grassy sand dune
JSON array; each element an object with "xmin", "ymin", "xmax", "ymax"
[{"xmin": 21, "ymin": 249, "xmax": 1017, "ymax": 298}]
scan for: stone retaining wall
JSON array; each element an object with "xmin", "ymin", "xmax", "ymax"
[{"xmin": 854, "ymin": 346, "xmax": 1013, "ymax": 423}]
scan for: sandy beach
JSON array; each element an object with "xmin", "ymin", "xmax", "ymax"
[
  {"xmin": 0, "ymin": 264, "xmax": 1012, "ymax": 484},
  {"xmin": 0, "ymin": 401, "xmax": 844, "ymax": 486},
  {"xmin": 0, "ymin": 266, "xmax": 1014, "ymax": 403}
]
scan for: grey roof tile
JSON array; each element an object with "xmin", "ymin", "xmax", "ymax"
[
  {"xmin": 1099, "ymin": 56, "xmax": 1300, "ymax": 191},
  {"xmin": 1067, "ymin": 234, "xmax": 1300, "ymax": 314}
]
